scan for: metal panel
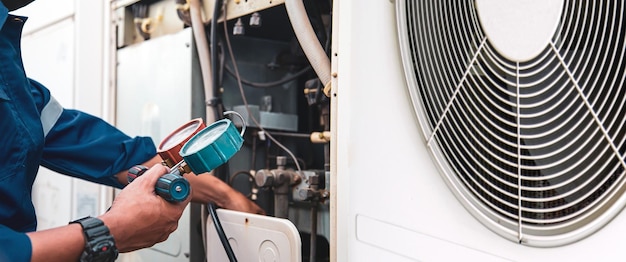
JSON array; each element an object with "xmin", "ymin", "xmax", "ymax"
[
  {"xmin": 21, "ymin": 18, "xmax": 75, "ymax": 107},
  {"xmin": 16, "ymin": 0, "xmax": 74, "ymax": 34},
  {"xmin": 116, "ymin": 27, "xmax": 197, "ymax": 262}
]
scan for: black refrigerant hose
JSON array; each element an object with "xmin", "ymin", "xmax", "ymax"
[{"xmin": 208, "ymin": 202, "xmax": 238, "ymax": 262}]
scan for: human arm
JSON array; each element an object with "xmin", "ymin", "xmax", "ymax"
[
  {"xmin": 27, "ymin": 164, "xmax": 190, "ymax": 262},
  {"xmin": 25, "ymin": 223, "xmax": 84, "ymax": 262},
  {"xmin": 30, "ymin": 78, "xmax": 262, "ymax": 218},
  {"xmin": 0, "ymin": 79, "xmax": 176, "ymax": 261},
  {"xmin": 184, "ymin": 171, "xmax": 265, "ymax": 215},
  {"xmin": 113, "ymin": 155, "xmax": 265, "ymax": 215},
  {"xmin": 29, "ymin": 77, "xmax": 262, "ymax": 215}
]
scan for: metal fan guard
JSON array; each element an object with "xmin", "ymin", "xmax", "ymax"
[{"xmin": 396, "ymin": 0, "xmax": 626, "ymax": 246}]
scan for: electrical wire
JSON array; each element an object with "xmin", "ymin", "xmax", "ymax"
[
  {"xmin": 264, "ymin": 131, "xmax": 312, "ymax": 138},
  {"xmin": 208, "ymin": 202, "xmax": 237, "ymax": 262},
  {"xmin": 224, "ymin": 65, "xmax": 312, "ymax": 88},
  {"xmin": 222, "ymin": 15, "xmax": 302, "ymax": 172}
]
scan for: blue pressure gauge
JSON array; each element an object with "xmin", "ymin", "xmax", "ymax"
[{"xmin": 180, "ymin": 112, "xmax": 246, "ymax": 174}]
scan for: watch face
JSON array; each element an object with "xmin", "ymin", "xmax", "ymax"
[
  {"xmin": 86, "ymin": 239, "xmax": 118, "ymax": 262},
  {"xmin": 92, "ymin": 240, "xmax": 114, "ymax": 253}
]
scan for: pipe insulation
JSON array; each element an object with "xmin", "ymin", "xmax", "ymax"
[
  {"xmin": 285, "ymin": 0, "xmax": 332, "ymax": 87},
  {"xmin": 188, "ymin": 0, "xmax": 216, "ymax": 257},
  {"xmin": 189, "ymin": 0, "xmax": 217, "ymax": 124}
]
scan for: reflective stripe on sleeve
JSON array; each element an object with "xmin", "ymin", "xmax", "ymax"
[{"xmin": 40, "ymin": 96, "xmax": 63, "ymax": 137}]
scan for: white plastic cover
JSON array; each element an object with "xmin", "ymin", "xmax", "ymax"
[{"xmin": 206, "ymin": 209, "xmax": 301, "ymax": 262}]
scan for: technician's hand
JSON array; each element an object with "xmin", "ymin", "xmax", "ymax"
[
  {"xmin": 184, "ymin": 172, "xmax": 266, "ymax": 215},
  {"xmin": 223, "ymin": 191, "xmax": 266, "ymax": 215},
  {"xmin": 99, "ymin": 164, "xmax": 191, "ymax": 252}
]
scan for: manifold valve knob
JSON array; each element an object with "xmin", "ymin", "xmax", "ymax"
[{"xmin": 255, "ymin": 169, "xmax": 274, "ymax": 187}]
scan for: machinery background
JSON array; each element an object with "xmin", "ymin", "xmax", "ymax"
[
  {"xmin": 19, "ymin": 0, "xmax": 626, "ymax": 261},
  {"xmin": 112, "ymin": 0, "xmax": 331, "ymax": 261}
]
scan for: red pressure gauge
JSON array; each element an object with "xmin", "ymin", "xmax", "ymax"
[{"xmin": 157, "ymin": 118, "xmax": 206, "ymax": 171}]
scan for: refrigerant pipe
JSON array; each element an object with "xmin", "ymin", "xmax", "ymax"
[{"xmin": 285, "ymin": 0, "xmax": 332, "ymax": 94}]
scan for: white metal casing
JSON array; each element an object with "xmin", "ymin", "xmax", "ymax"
[{"xmin": 115, "ymin": 28, "xmax": 196, "ymax": 261}]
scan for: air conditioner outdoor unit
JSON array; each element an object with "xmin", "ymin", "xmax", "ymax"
[{"xmin": 332, "ymin": 0, "xmax": 626, "ymax": 261}]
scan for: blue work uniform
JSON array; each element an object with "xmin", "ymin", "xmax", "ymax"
[{"xmin": 0, "ymin": 3, "xmax": 157, "ymax": 261}]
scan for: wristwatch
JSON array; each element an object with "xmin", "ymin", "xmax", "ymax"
[{"xmin": 70, "ymin": 216, "xmax": 119, "ymax": 262}]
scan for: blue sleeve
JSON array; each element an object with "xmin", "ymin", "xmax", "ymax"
[
  {"xmin": 29, "ymin": 80, "xmax": 157, "ymax": 189},
  {"xmin": 0, "ymin": 225, "xmax": 31, "ymax": 262},
  {"xmin": 40, "ymin": 109, "xmax": 157, "ymax": 188}
]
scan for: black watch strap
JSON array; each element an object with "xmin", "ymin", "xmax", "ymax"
[{"xmin": 70, "ymin": 216, "xmax": 119, "ymax": 262}]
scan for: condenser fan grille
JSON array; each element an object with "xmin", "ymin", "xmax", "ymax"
[{"xmin": 397, "ymin": 0, "xmax": 626, "ymax": 246}]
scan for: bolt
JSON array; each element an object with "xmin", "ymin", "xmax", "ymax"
[
  {"xmin": 276, "ymin": 156, "xmax": 287, "ymax": 167},
  {"xmin": 298, "ymin": 189, "xmax": 314, "ymax": 200},
  {"xmin": 233, "ymin": 18, "xmax": 245, "ymax": 35},
  {"xmin": 250, "ymin": 12, "xmax": 262, "ymax": 27},
  {"xmin": 309, "ymin": 175, "xmax": 320, "ymax": 185}
]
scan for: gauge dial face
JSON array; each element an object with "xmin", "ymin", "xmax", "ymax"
[
  {"xmin": 183, "ymin": 123, "xmax": 229, "ymax": 154},
  {"xmin": 159, "ymin": 120, "xmax": 203, "ymax": 151}
]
